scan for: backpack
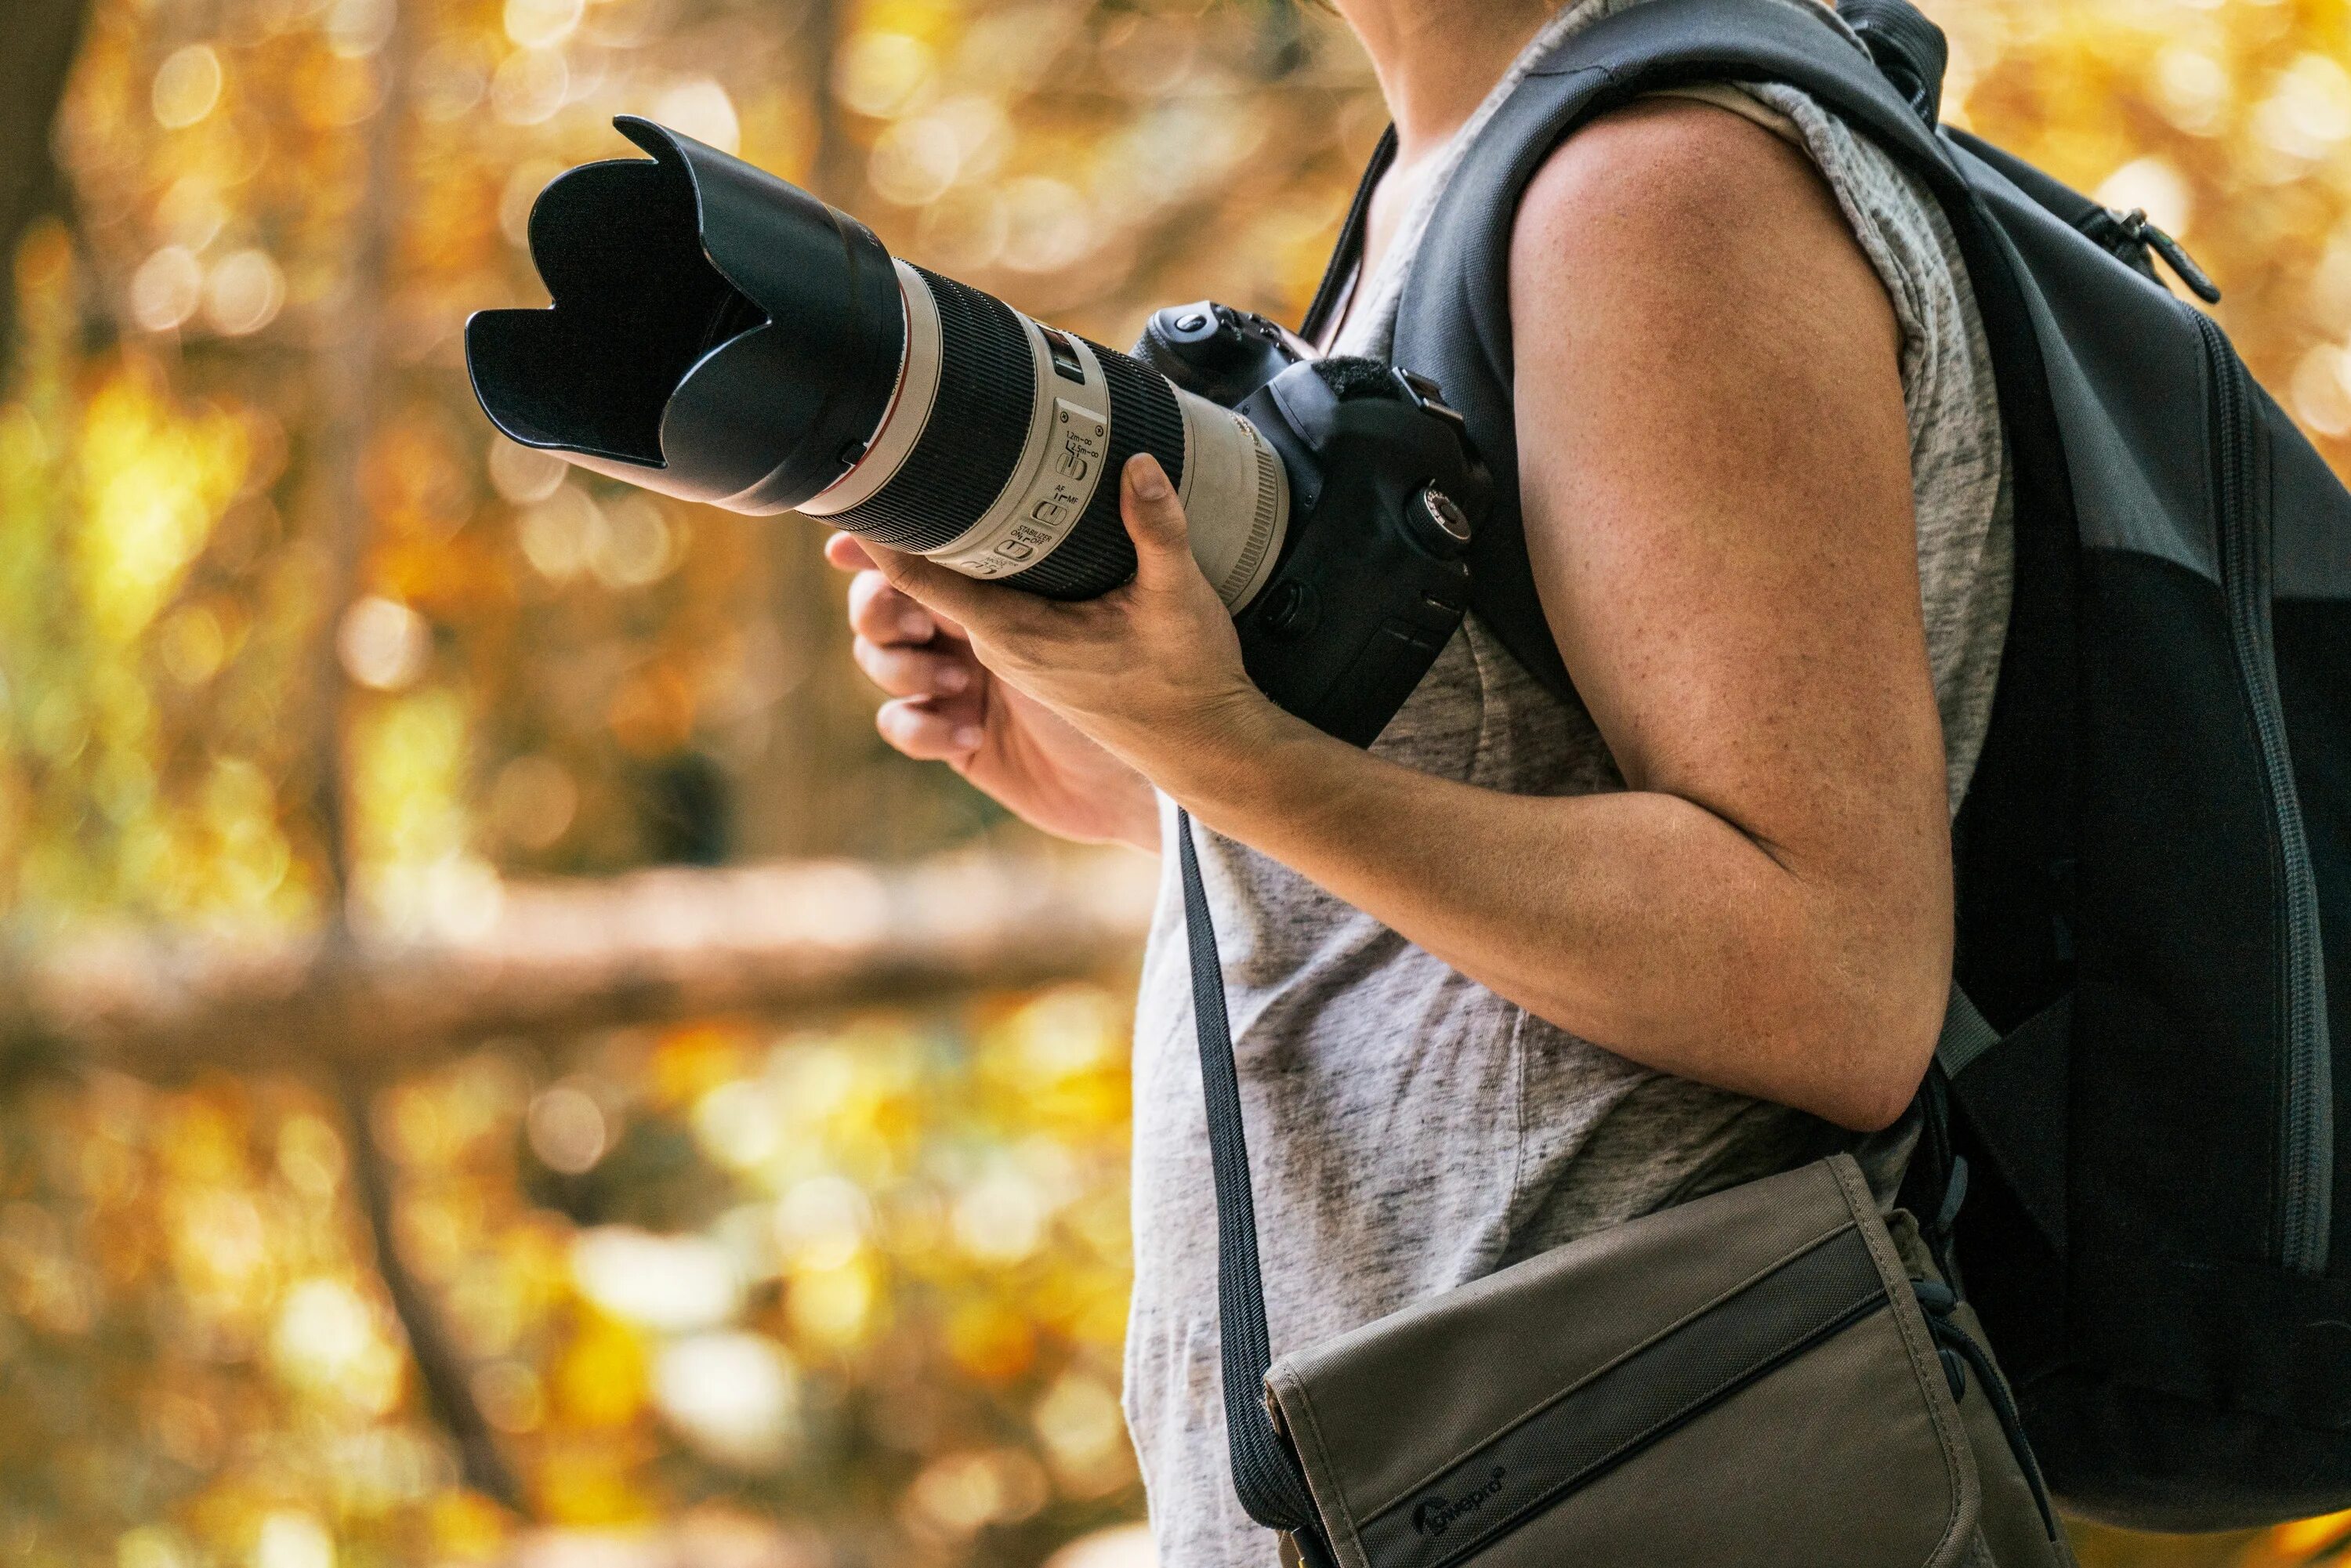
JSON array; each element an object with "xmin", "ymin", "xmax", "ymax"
[{"xmin": 1299, "ymin": 0, "xmax": 2351, "ymax": 1533}]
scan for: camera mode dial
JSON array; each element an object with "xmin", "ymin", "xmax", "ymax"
[{"xmin": 1408, "ymin": 487, "xmax": 1474, "ymax": 557}]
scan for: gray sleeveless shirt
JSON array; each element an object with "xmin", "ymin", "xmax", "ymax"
[{"xmin": 1123, "ymin": 4, "xmax": 2012, "ymax": 1561}]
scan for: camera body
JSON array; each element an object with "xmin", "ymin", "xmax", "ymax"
[
  {"xmin": 1136, "ymin": 303, "xmax": 1483, "ymax": 748},
  {"xmin": 464, "ymin": 120, "xmax": 1485, "ymax": 751}
]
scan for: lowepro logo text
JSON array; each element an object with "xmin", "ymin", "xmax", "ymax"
[{"xmin": 1410, "ymin": 1468, "xmax": 1508, "ymax": 1537}]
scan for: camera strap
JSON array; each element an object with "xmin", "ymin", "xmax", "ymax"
[{"xmin": 1176, "ymin": 809, "xmax": 1324, "ymax": 1537}]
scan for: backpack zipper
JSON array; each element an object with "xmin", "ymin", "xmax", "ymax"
[
  {"xmin": 2128, "ymin": 213, "xmax": 2222, "ymax": 305},
  {"xmin": 2196, "ymin": 309, "xmax": 2334, "ymax": 1276},
  {"xmin": 2074, "ymin": 207, "xmax": 2224, "ymax": 304}
]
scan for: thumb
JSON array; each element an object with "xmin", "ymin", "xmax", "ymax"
[{"xmin": 1121, "ymin": 454, "xmax": 1197, "ymax": 591}]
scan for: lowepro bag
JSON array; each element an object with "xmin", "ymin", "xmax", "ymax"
[
  {"xmin": 1174, "ymin": 815, "xmax": 2065, "ymax": 1568},
  {"xmin": 1296, "ymin": 0, "xmax": 2351, "ymax": 1533}
]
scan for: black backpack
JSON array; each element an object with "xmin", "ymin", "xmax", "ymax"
[{"xmin": 1299, "ymin": 0, "xmax": 2351, "ymax": 1534}]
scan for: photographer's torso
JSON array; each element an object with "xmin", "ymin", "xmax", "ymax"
[{"xmin": 1124, "ymin": 2, "xmax": 2012, "ymax": 1561}]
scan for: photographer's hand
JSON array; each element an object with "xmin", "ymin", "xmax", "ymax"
[
  {"xmin": 852, "ymin": 455, "xmax": 1288, "ymax": 802},
  {"xmin": 828, "ymin": 531, "xmax": 1162, "ymax": 851}
]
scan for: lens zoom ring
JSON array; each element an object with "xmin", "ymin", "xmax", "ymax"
[
  {"xmin": 1009, "ymin": 340, "xmax": 1187, "ymax": 600},
  {"xmin": 830, "ymin": 266, "xmax": 1034, "ymax": 552}
]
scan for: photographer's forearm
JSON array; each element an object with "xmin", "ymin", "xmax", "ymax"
[
  {"xmin": 1158, "ymin": 705, "xmax": 1935, "ymax": 1133},
  {"xmin": 857, "ymin": 465, "xmax": 1944, "ymax": 1130}
]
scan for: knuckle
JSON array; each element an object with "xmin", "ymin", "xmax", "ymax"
[
  {"xmin": 847, "ymin": 574, "xmax": 891, "ymax": 618},
  {"xmin": 854, "ymin": 600, "xmax": 921, "ymax": 645},
  {"xmin": 857, "ymin": 644, "xmax": 915, "ymax": 694}
]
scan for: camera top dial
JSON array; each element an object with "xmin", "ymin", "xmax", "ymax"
[{"xmin": 1135, "ymin": 302, "xmax": 1316, "ymax": 410}]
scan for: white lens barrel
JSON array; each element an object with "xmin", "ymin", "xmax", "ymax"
[
  {"xmin": 926, "ymin": 324, "xmax": 1116, "ymax": 581},
  {"xmin": 799, "ymin": 259, "xmax": 940, "ymax": 519},
  {"xmin": 803, "ymin": 263, "xmax": 1290, "ymax": 609},
  {"xmin": 1173, "ymin": 386, "xmax": 1289, "ymax": 612}
]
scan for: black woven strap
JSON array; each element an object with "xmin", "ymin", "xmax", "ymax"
[{"xmin": 1177, "ymin": 809, "xmax": 1321, "ymax": 1534}]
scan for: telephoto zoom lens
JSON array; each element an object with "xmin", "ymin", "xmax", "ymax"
[{"xmin": 466, "ymin": 118, "xmax": 1290, "ymax": 607}]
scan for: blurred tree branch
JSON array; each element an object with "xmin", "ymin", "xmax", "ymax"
[
  {"xmin": 336, "ymin": 1066, "xmax": 527, "ymax": 1515},
  {"xmin": 7, "ymin": 849, "xmax": 1155, "ymax": 1075},
  {"xmin": 0, "ymin": 0, "xmax": 91, "ymax": 351}
]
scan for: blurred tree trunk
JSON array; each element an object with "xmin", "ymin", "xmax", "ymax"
[
  {"xmin": 741, "ymin": 0, "xmax": 872, "ymax": 861},
  {"xmin": 292, "ymin": 0, "xmax": 526, "ymax": 1512},
  {"xmin": 0, "ymin": 0, "xmax": 92, "ymax": 352}
]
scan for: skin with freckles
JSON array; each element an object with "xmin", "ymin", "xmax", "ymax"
[{"xmin": 832, "ymin": 5, "xmax": 1953, "ymax": 1135}]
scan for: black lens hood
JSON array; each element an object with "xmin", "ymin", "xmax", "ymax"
[{"xmin": 465, "ymin": 117, "xmax": 906, "ymax": 514}]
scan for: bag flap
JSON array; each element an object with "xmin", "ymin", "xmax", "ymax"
[{"xmin": 1266, "ymin": 1156, "xmax": 1980, "ymax": 1568}]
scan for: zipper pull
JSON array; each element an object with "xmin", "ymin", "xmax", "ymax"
[{"xmin": 2117, "ymin": 208, "xmax": 2223, "ymax": 304}]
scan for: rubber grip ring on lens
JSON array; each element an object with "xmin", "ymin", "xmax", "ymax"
[{"xmin": 830, "ymin": 267, "xmax": 1034, "ymax": 552}]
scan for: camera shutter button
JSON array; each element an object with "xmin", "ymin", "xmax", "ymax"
[{"xmin": 1411, "ymin": 486, "xmax": 1473, "ymax": 554}]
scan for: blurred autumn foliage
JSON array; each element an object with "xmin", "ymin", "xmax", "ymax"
[{"xmin": 3, "ymin": 0, "xmax": 2351, "ymax": 1563}]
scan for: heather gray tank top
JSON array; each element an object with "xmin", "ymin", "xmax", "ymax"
[{"xmin": 1124, "ymin": 4, "xmax": 2012, "ymax": 1562}]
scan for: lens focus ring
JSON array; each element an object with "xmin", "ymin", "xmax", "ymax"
[
  {"xmin": 829, "ymin": 266, "xmax": 1033, "ymax": 552},
  {"xmin": 1006, "ymin": 340, "xmax": 1186, "ymax": 600}
]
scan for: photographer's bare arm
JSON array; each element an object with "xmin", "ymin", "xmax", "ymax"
[{"xmin": 835, "ymin": 99, "xmax": 1948, "ymax": 1134}]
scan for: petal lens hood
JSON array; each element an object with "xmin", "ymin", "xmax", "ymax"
[{"xmin": 464, "ymin": 117, "xmax": 907, "ymax": 514}]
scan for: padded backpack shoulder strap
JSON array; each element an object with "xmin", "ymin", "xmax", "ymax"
[{"xmin": 1393, "ymin": 0, "xmax": 1968, "ymax": 704}]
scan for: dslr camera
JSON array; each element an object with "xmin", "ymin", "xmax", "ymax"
[{"xmin": 466, "ymin": 118, "xmax": 1485, "ymax": 747}]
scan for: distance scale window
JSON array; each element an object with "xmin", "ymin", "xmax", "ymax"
[{"xmin": 1039, "ymin": 327, "xmax": 1087, "ymax": 385}]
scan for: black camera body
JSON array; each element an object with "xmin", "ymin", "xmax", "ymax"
[{"xmin": 1136, "ymin": 303, "xmax": 1485, "ymax": 748}]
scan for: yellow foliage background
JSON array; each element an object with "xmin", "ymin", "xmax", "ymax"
[{"xmin": 3, "ymin": 0, "xmax": 2350, "ymax": 1564}]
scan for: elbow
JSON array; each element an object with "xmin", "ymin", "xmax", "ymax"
[
  {"xmin": 1811, "ymin": 965, "xmax": 1948, "ymax": 1134},
  {"xmin": 1828, "ymin": 1069, "xmax": 1925, "ymax": 1136}
]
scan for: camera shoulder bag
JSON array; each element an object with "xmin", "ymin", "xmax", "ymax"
[
  {"xmin": 1174, "ymin": 813, "xmax": 2065, "ymax": 1568},
  {"xmin": 1330, "ymin": 0, "xmax": 2351, "ymax": 1532}
]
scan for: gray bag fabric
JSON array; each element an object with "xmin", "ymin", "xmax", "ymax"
[
  {"xmin": 1176, "ymin": 817, "xmax": 2067, "ymax": 1567},
  {"xmin": 1269, "ymin": 1155, "xmax": 1978, "ymax": 1568}
]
